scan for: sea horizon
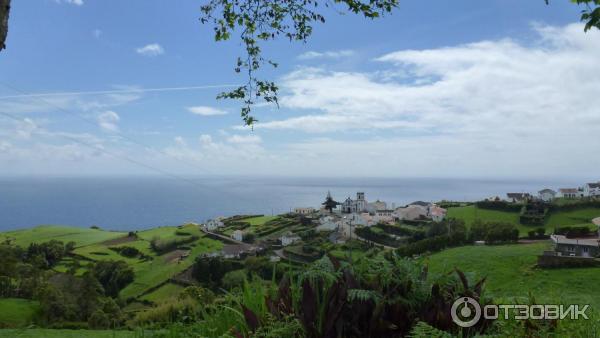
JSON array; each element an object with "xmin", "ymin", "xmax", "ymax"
[{"xmin": 0, "ymin": 175, "xmax": 590, "ymax": 232}]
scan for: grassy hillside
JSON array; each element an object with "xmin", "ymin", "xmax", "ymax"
[
  {"xmin": 1, "ymin": 226, "xmax": 125, "ymax": 248},
  {"xmin": 447, "ymin": 205, "xmax": 600, "ymax": 236},
  {"xmin": 0, "ymin": 299, "xmax": 39, "ymax": 328},
  {"xmin": 240, "ymin": 215, "xmax": 277, "ymax": 226},
  {"xmin": 1, "ymin": 224, "xmax": 223, "ymax": 302},
  {"xmin": 425, "ymin": 242, "xmax": 600, "ymax": 309}
]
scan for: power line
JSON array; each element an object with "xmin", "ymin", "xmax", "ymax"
[
  {"xmin": 0, "ymin": 110, "xmax": 203, "ymax": 187},
  {"xmin": 0, "ymin": 82, "xmax": 219, "ymax": 176},
  {"xmin": 0, "ymin": 84, "xmax": 240, "ymax": 100}
]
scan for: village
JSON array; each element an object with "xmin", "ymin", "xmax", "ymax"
[{"xmin": 200, "ymin": 180, "xmax": 600, "ymax": 267}]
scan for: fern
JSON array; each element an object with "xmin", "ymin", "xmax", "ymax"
[{"xmin": 347, "ymin": 288, "xmax": 381, "ymax": 303}]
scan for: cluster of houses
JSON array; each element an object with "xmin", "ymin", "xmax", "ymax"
[
  {"xmin": 298, "ymin": 191, "xmax": 448, "ymax": 244},
  {"xmin": 498, "ymin": 181, "xmax": 600, "ymax": 203}
]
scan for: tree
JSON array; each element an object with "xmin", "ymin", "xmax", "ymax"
[
  {"xmin": 91, "ymin": 260, "xmax": 134, "ymax": 298},
  {"xmin": 200, "ymin": 0, "xmax": 399, "ymax": 126},
  {"xmin": 0, "ymin": 0, "xmax": 9, "ymax": 51},
  {"xmin": 200, "ymin": 0, "xmax": 600, "ymax": 125}
]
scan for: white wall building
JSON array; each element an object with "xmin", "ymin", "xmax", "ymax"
[
  {"xmin": 583, "ymin": 183, "xmax": 600, "ymax": 197},
  {"xmin": 394, "ymin": 205, "xmax": 428, "ymax": 221},
  {"xmin": 232, "ymin": 230, "xmax": 244, "ymax": 242},
  {"xmin": 204, "ymin": 217, "xmax": 225, "ymax": 231},
  {"xmin": 317, "ymin": 215, "xmax": 339, "ymax": 231},
  {"xmin": 429, "ymin": 206, "xmax": 447, "ymax": 222},
  {"xmin": 538, "ymin": 189, "xmax": 556, "ymax": 202},
  {"xmin": 280, "ymin": 232, "xmax": 301, "ymax": 246},
  {"xmin": 558, "ymin": 188, "xmax": 580, "ymax": 199}
]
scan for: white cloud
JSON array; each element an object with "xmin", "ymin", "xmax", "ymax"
[
  {"xmin": 97, "ymin": 111, "xmax": 120, "ymax": 132},
  {"xmin": 174, "ymin": 136, "xmax": 187, "ymax": 147},
  {"xmin": 226, "ymin": 134, "xmax": 262, "ymax": 144},
  {"xmin": 261, "ymin": 23, "xmax": 600, "ymax": 138},
  {"xmin": 55, "ymin": 0, "xmax": 84, "ymax": 5},
  {"xmin": 187, "ymin": 106, "xmax": 228, "ymax": 116},
  {"xmin": 136, "ymin": 43, "xmax": 165, "ymax": 56},
  {"xmin": 298, "ymin": 50, "xmax": 355, "ymax": 60}
]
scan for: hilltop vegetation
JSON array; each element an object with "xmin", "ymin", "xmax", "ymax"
[{"xmin": 447, "ymin": 204, "xmax": 600, "ymax": 236}]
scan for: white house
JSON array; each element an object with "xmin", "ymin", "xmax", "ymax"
[
  {"xmin": 280, "ymin": 232, "xmax": 301, "ymax": 246},
  {"xmin": 394, "ymin": 205, "xmax": 428, "ymax": 221},
  {"xmin": 373, "ymin": 209, "xmax": 395, "ymax": 224},
  {"xmin": 429, "ymin": 206, "xmax": 447, "ymax": 222},
  {"xmin": 538, "ymin": 189, "xmax": 556, "ymax": 202},
  {"xmin": 294, "ymin": 207, "xmax": 315, "ymax": 215},
  {"xmin": 232, "ymin": 230, "xmax": 244, "ymax": 242},
  {"xmin": 557, "ymin": 188, "xmax": 580, "ymax": 199},
  {"xmin": 367, "ymin": 200, "xmax": 387, "ymax": 213},
  {"xmin": 583, "ymin": 182, "xmax": 600, "ymax": 197},
  {"xmin": 204, "ymin": 217, "xmax": 225, "ymax": 231},
  {"xmin": 317, "ymin": 215, "xmax": 339, "ymax": 231}
]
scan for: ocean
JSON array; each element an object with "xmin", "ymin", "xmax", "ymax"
[{"xmin": 0, "ymin": 176, "xmax": 583, "ymax": 231}]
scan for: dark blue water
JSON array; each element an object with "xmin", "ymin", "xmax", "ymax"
[{"xmin": 0, "ymin": 176, "xmax": 582, "ymax": 231}]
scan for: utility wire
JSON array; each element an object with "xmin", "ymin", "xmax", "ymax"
[{"xmin": 0, "ymin": 82, "xmax": 220, "ymax": 176}]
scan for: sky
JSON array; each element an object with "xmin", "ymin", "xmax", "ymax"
[{"xmin": 0, "ymin": 0, "xmax": 599, "ymax": 179}]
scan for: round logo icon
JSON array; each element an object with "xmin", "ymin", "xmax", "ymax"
[{"xmin": 451, "ymin": 297, "xmax": 481, "ymax": 328}]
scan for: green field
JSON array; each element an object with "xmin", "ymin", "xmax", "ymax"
[
  {"xmin": 2, "ymin": 224, "xmax": 222, "ymax": 302},
  {"xmin": 1, "ymin": 226, "xmax": 125, "ymax": 248},
  {"xmin": 447, "ymin": 205, "xmax": 600, "ymax": 236},
  {"xmin": 0, "ymin": 299, "xmax": 39, "ymax": 328},
  {"xmin": 140, "ymin": 283, "xmax": 184, "ymax": 303},
  {"xmin": 240, "ymin": 215, "xmax": 277, "ymax": 226},
  {"xmin": 425, "ymin": 242, "xmax": 600, "ymax": 309}
]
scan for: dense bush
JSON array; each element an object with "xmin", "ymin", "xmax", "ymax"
[
  {"xmin": 221, "ymin": 269, "xmax": 247, "ymax": 289},
  {"xmin": 91, "ymin": 260, "xmax": 134, "ymax": 298},
  {"xmin": 355, "ymin": 226, "xmax": 402, "ymax": 247},
  {"xmin": 109, "ymin": 246, "xmax": 140, "ymax": 258},
  {"xmin": 475, "ymin": 200, "xmax": 522, "ymax": 211},
  {"xmin": 192, "ymin": 256, "xmax": 244, "ymax": 288},
  {"xmin": 150, "ymin": 235, "xmax": 199, "ymax": 255},
  {"xmin": 554, "ymin": 226, "xmax": 592, "ymax": 238},
  {"xmin": 470, "ymin": 220, "xmax": 519, "ymax": 244}
]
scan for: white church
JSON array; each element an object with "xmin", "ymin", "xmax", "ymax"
[{"xmin": 341, "ymin": 192, "xmax": 368, "ymax": 213}]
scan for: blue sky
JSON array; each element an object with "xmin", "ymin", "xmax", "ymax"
[{"xmin": 1, "ymin": 0, "xmax": 599, "ymax": 178}]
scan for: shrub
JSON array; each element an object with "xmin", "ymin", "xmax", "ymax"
[{"xmin": 221, "ymin": 269, "xmax": 247, "ymax": 290}]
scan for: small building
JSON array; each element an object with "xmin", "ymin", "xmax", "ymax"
[
  {"xmin": 550, "ymin": 234, "xmax": 600, "ymax": 258},
  {"xmin": 204, "ymin": 217, "xmax": 225, "ymax": 231},
  {"xmin": 317, "ymin": 215, "xmax": 339, "ymax": 231},
  {"xmin": 506, "ymin": 193, "xmax": 531, "ymax": 203},
  {"xmin": 583, "ymin": 182, "xmax": 600, "ymax": 197},
  {"xmin": 373, "ymin": 209, "xmax": 395, "ymax": 224},
  {"xmin": 538, "ymin": 189, "xmax": 556, "ymax": 202},
  {"xmin": 294, "ymin": 207, "xmax": 315, "ymax": 215},
  {"xmin": 557, "ymin": 188, "xmax": 580, "ymax": 199},
  {"xmin": 280, "ymin": 232, "xmax": 301, "ymax": 246},
  {"xmin": 429, "ymin": 206, "xmax": 447, "ymax": 222},
  {"xmin": 232, "ymin": 230, "xmax": 244, "ymax": 242},
  {"xmin": 367, "ymin": 200, "xmax": 387, "ymax": 213},
  {"xmin": 394, "ymin": 205, "xmax": 428, "ymax": 221}
]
